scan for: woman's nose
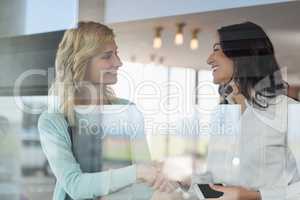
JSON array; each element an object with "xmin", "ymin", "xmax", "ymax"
[
  {"xmin": 207, "ymin": 53, "xmax": 214, "ymax": 65},
  {"xmin": 113, "ymin": 54, "xmax": 123, "ymax": 68}
]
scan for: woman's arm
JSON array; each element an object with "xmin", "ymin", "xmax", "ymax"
[
  {"xmin": 259, "ymin": 112, "xmax": 300, "ymax": 200},
  {"xmin": 259, "ymin": 151, "xmax": 300, "ymax": 199},
  {"xmin": 38, "ymin": 112, "xmax": 137, "ymax": 199},
  {"xmin": 259, "ymin": 181, "xmax": 300, "ymax": 200},
  {"xmin": 209, "ymin": 185, "xmax": 260, "ymax": 200}
]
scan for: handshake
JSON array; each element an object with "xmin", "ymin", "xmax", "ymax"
[{"xmin": 136, "ymin": 162, "xmax": 184, "ymax": 193}]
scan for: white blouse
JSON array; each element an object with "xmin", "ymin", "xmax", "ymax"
[{"xmin": 192, "ymin": 95, "xmax": 300, "ymax": 200}]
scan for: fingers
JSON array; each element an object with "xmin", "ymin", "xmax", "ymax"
[
  {"xmin": 147, "ymin": 166, "xmax": 159, "ymax": 186},
  {"xmin": 158, "ymin": 180, "xmax": 169, "ymax": 192},
  {"xmin": 153, "ymin": 173, "xmax": 165, "ymax": 189},
  {"xmin": 209, "ymin": 184, "xmax": 225, "ymax": 192},
  {"xmin": 137, "ymin": 162, "xmax": 179, "ymax": 193},
  {"xmin": 152, "ymin": 161, "xmax": 164, "ymax": 176},
  {"xmin": 153, "ymin": 174, "xmax": 179, "ymax": 193},
  {"xmin": 136, "ymin": 163, "xmax": 158, "ymax": 185},
  {"xmin": 180, "ymin": 176, "xmax": 192, "ymax": 187},
  {"xmin": 159, "ymin": 180, "xmax": 177, "ymax": 193},
  {"xmin": 165, "ymin": 181, "xmax": 179, "ymax": 192}
]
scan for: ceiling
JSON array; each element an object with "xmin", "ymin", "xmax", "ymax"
[{"xmin": 110, "ymin": 1, "xmax": 300, "ymax": 84}]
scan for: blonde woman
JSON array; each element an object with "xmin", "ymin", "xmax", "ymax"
[{"xmin": 38, "ymin": 22, "xmax": 161, "ymax": 200}]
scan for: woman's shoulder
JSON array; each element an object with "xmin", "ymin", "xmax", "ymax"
[
  {"xmin": 38, "ymin": 111, "xmax": 68, "ymax": 135},
  {"xmin": 286, "ymin": 96, "xmax": 299, "ymax": 104},
  {"xmin": 254, "ymin": 95, "xmax": 299, "ymax": 110},
  {"xmin": 272, "ymin": 95, "xmax": 299, "ymax": 107},
  {"xmin": 111, "ymin": 98, "xmax": 134, "ymax": 105},
  {"xmin": 39, "ymin": 110, "xmax": 65, "ymax": 122},
  {"xmin": 248, "ymin": 95, "xmax": 299, "ymax": 132}
]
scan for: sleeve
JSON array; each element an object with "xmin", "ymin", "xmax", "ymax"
[
  {"xmin": 38, "ymin": 112, "xmax": 137, "ymax": 199},
  {"xmin": 259, "ymin": 187, "xmax": 286, "ymax": 200},
  {"xmin": 260, "ymin": 132, "xmax": 300, "ymax": 200},
  {"xmin": 259, "ymin": 182, "xmax": 300, "ymax": 200}
]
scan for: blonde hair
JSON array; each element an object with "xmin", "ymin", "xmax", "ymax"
[{"xmin": 50, "ymin": 21, "xmax": 116, "ymax": 125}]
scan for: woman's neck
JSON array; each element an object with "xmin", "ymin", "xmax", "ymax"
[
  {"xmin": 226, "ymin": 82, "xmax": 247, "ymax": 113},
  {"xmin": 232, "ymin": 94, "xmax": 246, "ymax": 113},
  {"xmin": 74, "ymin": 84, "xmax": 111, "ymax": 105}
]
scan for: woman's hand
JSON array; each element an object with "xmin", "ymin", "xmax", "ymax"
[
  {"xmin": 209, "ymin": 184, "xmax": 260, "ymax": 200},
  {"xmin": 152, "ymin": 173, "xmax": 179, "ymax": 193},
  {"xmin": 136, "ymin": 162, "xmax": 179, "ymax": 193},
  {"xmin": 178, "ymin": 176, "xmax": 192, "ymax": 188},
  {"xmin": 136, "ymin": 163, "xmax": 158, "ymax": 185}
]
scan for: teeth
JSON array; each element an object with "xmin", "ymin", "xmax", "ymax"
[{"xmin": 212, "ymin": 66, "xmax": 219, "ymax": 72}]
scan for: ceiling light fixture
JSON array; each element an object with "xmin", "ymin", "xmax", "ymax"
[
  {"xmin": 190, "ymin": 28, "xmax": 200, "ymax": 50},
  {"xmin": 153, "ymin": 27, "xmax": 163, "ymax": 49},
  {"xmin": 175, "ymin": 23, "xmax": 186, "ymax": 45}
]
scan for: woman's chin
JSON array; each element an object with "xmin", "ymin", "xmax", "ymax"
[
  {"xmin": 104, "ymin": 78, "xmax": 118, "ymax": 85},
  {"xmin": 103, "ymin": 74, "xmax": 118, "ymax": 85},
  {"xmin": 213, "ymin": 76, "xmax": 221, "ymax": 85},
  {"xmin": 213, "ymin": 74, "xmax": 229, "ymax": 85}
]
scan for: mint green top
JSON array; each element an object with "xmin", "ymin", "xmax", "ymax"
[{"xmin": 38, "ymin": 98, "xmax": 137, "ymax": 200}]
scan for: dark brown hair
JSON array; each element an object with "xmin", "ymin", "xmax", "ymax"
[{"xmin": 218, "ymin": 21, "xmax": 287, "ymax": 108}]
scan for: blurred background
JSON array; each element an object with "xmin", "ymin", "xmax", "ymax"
[{"xmin": 0, "ymin": 0, "xmax": 299, "ymax": 199}]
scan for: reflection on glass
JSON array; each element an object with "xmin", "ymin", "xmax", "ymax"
[{"xmin": 72, "ymin": 105, "xmax": 153, "ymax": 199}]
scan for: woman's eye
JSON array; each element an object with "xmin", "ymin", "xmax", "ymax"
[
  {"xmin": 102, "ymin": 54, "xmax": 112, "ymax": 59},
  {"xmin": 213, "ymin": 43, "xmax": 221, "ymax": 52}
]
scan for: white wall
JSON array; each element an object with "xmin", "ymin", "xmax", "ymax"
[
  {"xmin": 105, "ymin": 0, "xmax": 293, "ymax": 23},
  {"xmin": 79, "ymin": 0, "xmax": 105, "ymax": 23},
  {"xmin": 25, "ymin": 0, "xmax": 78, "ymax": 35},
  {"xmin": 0, "ymin": 0, "xmax": 26, "ymax": 37},
  {"xmin": 1, "ymin": 0, "xmax": 107, "ymax": 36}
]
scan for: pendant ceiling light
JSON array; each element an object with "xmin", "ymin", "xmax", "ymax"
[
  {"xmin": 190, "ymin": 28, "xmax": 200, "ymax": 50},
  {"xmin": 153, "ymin": 26, "xmax": 163, "ymax": 49},
  {"xmin": 175, "ymin": 23, "xmax": 186, "ymax": 45}
]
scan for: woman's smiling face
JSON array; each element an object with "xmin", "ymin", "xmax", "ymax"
[
  {"xmin": 207, "ymin": 34, "xmax": 234, "ymax": 85},
  {"xmin": 84, "ymin": 40, "xmax": 122, "ymax": 85}
]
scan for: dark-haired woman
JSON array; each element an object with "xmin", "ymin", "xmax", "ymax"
[{"xmin": 191, "ymin": 22, "xmax": 300, "ymax": 200}]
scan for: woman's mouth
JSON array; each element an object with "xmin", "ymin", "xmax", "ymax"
[
  {"xmin": 106, "ymin": 71, "xmax": 118, "ymax": 75},
  {"xmin": 212, "ymin": 65, "xmax": 219, "ymax": 73}
]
